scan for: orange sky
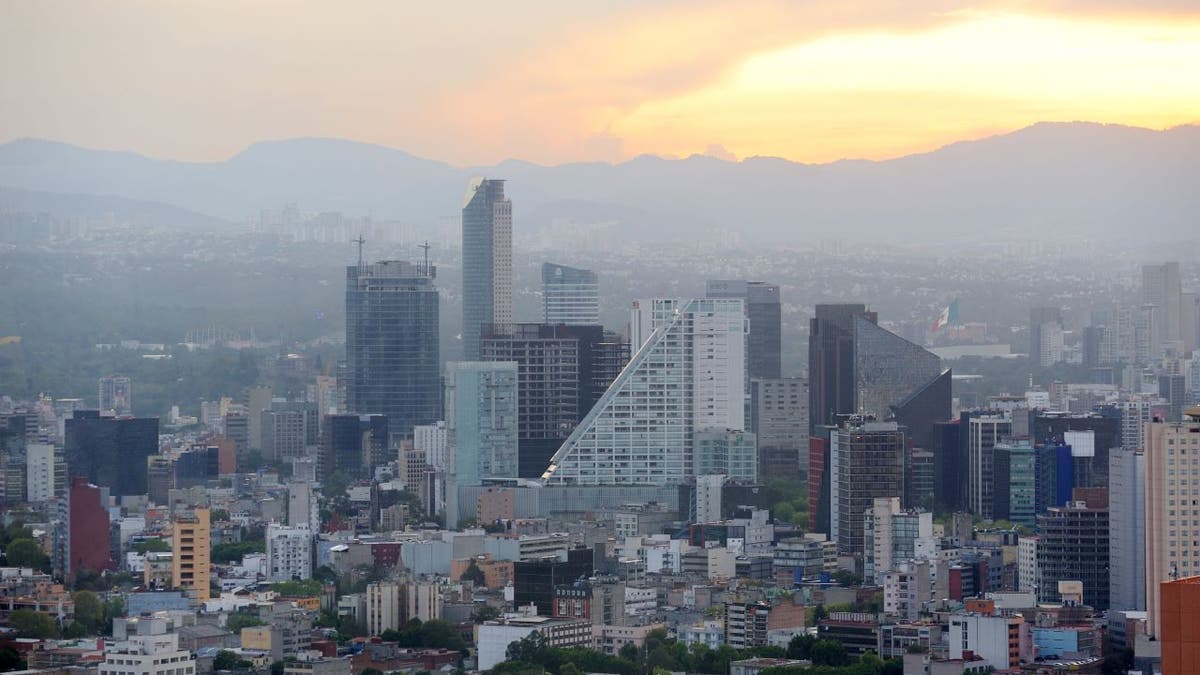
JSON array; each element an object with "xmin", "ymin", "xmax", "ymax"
[{"xmin": 2, "ymin": 1, "xmax": 1198, "ymax": 165}]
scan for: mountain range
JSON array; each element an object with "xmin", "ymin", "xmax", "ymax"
[{"xmin": 0, "ymin": 121, "xmax": 1196, "ymax": 244}]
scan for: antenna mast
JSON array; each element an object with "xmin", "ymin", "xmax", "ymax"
[{"xmin": 353, "ymin": 235, "xmax": 366, "ymax": 269}]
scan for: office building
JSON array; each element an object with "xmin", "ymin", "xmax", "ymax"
[
  {"xmin": 345, "ymin": 259, "xmax": 440, "ymax": 439},
  {"xmin": 543, "ymin": 263, "xmax": 600, "ymax": 326},
  {"xmin": 319, "ymin": 414, "xmax": 388, "ymax": 480},
  {"xmin": 890, "ymin": 369, "xmax": 953, "ymax": 455},
  {"xmin": 1030, "ymin": 306, "xmax": 1064, "ymax": 366},
  {"xmin": 948, "ymin": 614, "xmax": 1027, "ymax": 671},
  {"xmin": 863, "ymin": 497, "xmax": 936, "ymax": 584},
  {"xmin": 1109, "ymin": 447, "xmax": 1146, "ymax": 612},
  {"xmin": 414, "ymin": 421, "xmax": 448, "ymax": 470},
  {"xmin": 288, "ymin": 481, "xmax": 318, "ymax": 531},
  {"xmin": 245, "ymin": 385, "xmax": 273, "ymax": 452},
  {"xmin": 1145, "ymin": 407, "xmax": 1200, "ymax": 639},
  {"xmin": 1032, "ymin": 412, "xmax": 1119, "ymax": 488},
  {"xmin": 172, "ymin": 507, "xmax": 211, "ymax": 602},
  {"xmin": 706, "ymin": 280, "xmax": 781, "ymax": 379},
  {"xmin": 808, "ymin": 304, "xmax": 945, "ymax": 437},
  {"xmin": 1142, "ymin": 262, "xmax": 1182, "ymax": 356},
  {"xmin": 694, "ymin": 429, "xmax": 757, "ymax": 484},
  {"xmin": 541, "ymin": 298, "xmax": 746, "ymax": 486},
  {"xmin": 54, "ymin": 476, "xmax": 114, "ymax": 583},
  {"xmin": 64, "ymin": 410, "xmax": 158, "ymax": 497},
  {"xmin": 750, "ymin": 378, "xmax": 808, "ymax": 479},
  {"xmin": 1036, "ymin": 494, "xmax": 1109, "ymax": 610},
  {"xmin": 462, "ymin": 178, "xmax": 512, "ymax": 360},
  {"xmin": 965, "ymin": 413, "xmax": 1012, "ymax": 520},
  {"xmin": 98, "ymin": 375, "xmax": 132, "ymax": 417},
  {"xmin": 514, "ymin": 547, "xmax": 594, "ymax": 615},
  {"xmin": 261, "ymin": 399, "xmax": 319, "ymax": 462},
  {"xmin": 830, "ymin": 419, "xmax": 906, "ymax": 557},
  {"xmin": 267, "ymin": 523, "xmax": 313, "ymax": 581},
  {"xmin": 694, "ymin": 474, "xmax": 725, "ymax": 524},
  {"xmin": 445, "ymin": 361, "xmax": 518, "ymax": 526},
  {"xmin": 480, "ymin": 323, "xmax": 618, "ymax": 478}
]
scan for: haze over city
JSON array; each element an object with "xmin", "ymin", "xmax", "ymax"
[{"xmin": 0, "ymin": 3, "xmax": 1198, "ymax": 675}]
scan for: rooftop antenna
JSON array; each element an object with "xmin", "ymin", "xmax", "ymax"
[
  {"xmin": 419, "ymin": 240, "xmax": 431, "ymax": 275},
  {"xmin": 353, "ymin": 235, "xmax": 366, "ymax": 269}
]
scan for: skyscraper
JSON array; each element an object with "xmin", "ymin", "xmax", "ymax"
[
  {"xmin": 750, "ymin": 378, "xmax": 808, "ymax": 479},
  {"xmin": 965, "ymin": 413, "xmax": 1012, "ymax": 520},
  {"xmin": 540, "ymin": 298, "xmax": 746, "ymax": 486},
  {"xmin": 706, "ymin": 280, "xmax": 781, "ymax": 379},
  {"xmin": 98, "ymin": 375, "xmax": 132, "ymax": 416},
  {"xmin": 480, "ymin": 323, "xmax": 621, "ymax": 478},
  {"xmin": 1142, "ymin": 262, "xmax": 1182, "ymax": 355},
  {"xmin": 461, "ymin": 178, "xmax": 512, "ymax": 360},
  {"xmin": 64, "ymin": 410, "xmax": 158, "ymax": 496},
  {"xmin": 1036, "ymin": 493, "xmax": 1109, "ymax": 610},
  {"xmin": 1144, "ymin": 406, "xmax": 1200, "ymax": 639},
  {"xmin": 830, "ymin": 418, "xmax": 907, "ymax": 558},
  {"xmin": 1029, "ymin": 306, "xmax": 1064, "ymax": 366},
  {"xmin": 345, "ymin": 259, "xmax": 440, "ymax": 439},
  {"xmin": 1109, "ymin": 447, "xmax": 1146, "ymax": 612},
  {"xmin": 319, "ymin": 414, "xmax": 388, "ymax": 480},
  {"xmin": 808, "ymin": 304, "xmax": 944, "ymax": 436},
  {"xmin": 543, "ymin": 263, "xmax": 600, "ymax": 326},
  {"xmin": 445, "ymin": 361, "xmax": 518, "ymax": 526}
]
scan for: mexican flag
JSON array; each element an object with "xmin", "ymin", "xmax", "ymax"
[{"xmin": 931, "ymin": 299, "xmax": 959, "ymax": 332}]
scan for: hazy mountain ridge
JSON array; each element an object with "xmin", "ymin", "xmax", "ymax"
[{"xmin": 1, "ymin": 122, "xmax": 1196, "ymax": 243}]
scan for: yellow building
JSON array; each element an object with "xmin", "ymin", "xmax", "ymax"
[{"xmin": 172, "ymin": 508, "xmax": 211, "ymax": 602}]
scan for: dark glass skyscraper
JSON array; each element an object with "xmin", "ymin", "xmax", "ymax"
[
  {"xmin": 480, "ymin": 323, "xmax": 626, "ymax": 478},
  {"xmin": 345, "ymin": 260, "xmax": 439, "ymax": 439},
  {"xmin": 809, "ymin": 304, "xmax": 873, "ymax": 435},
  {"xmin": 461, "ymin": 178, "xmax": 512, "ymax": 360},
  {"xmin": 319, "ymin": 414, "xmax": 389, "ymax": 480},
  {"xmin": 64, "ymin": 410, "xmax": 158, "ymax": 496},
  {"xmin": 707, "ymin": 280, "xmax": 781, "ymax": 379}
]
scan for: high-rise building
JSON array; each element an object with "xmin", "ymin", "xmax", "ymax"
[
  {"xmin": 1145, "ymin": 406, "xmax": 1200, "ymax": 639},
  {"xmin": 54, "ymin": 476, "xmax": 114, "ymax": 583},
  {"xmin": 461, "ymin": 178, "xmax": 512, "ymax": 360},
  {"xmin": 808, "ymin": 304, "xmax": 945, "ymax": 437},
  {"xmin": 706, "ymin": 280, "xmax": 781, "ymax": 380},
  {"xmin": 1142, "ymin": 262, "xmax": 1182, "ymax": 356},
  {"xmin": 513, "ymin": 547, "xmax": 594, "ymax": 615},
  {"xmin": 480, "ymin": 323, "xmax": 619, "ymax": 478},
  {"xmin": 414, "ymin": 421, "xmax": 448, "ymax": 471},
  {"xmin": 64, "ymin": 410, "xmax": 158, "ymax": 496},
  {"xmin": 172, "ymin": 507, "xmax": 211, "ymax": 602},
  {"xmin": 543, "ymin": 263, "xmax": 600, "ymax": 326},
  {"xmin": 541, "ymin": 298, "xmax": 746, "ymax": 487},
  {"xmin": 445, "ymin": 361, "xmax": 518, "ymax": 526},
  {"xmin": 863, "ymin": 497, "xmax": 935, "ymax": 585},
  {"xmin": 964, "ymin": 413, "xmax": 1012, "ymax": 520},
  {"xmin": 266, "ymin": 523, "xmax": 313, "ymax": 581},
  {"xmin": 1032, "ymin": 412, "xmax": 1120, "ymax": 488},
  {"xmin": 319, "ymin": 414, "xmax": 388, "ymax": 480},
  {"xmin": 1159, "ymin": 373, "xmax": 1187, "ymax": 422},
  {"xmin": 98, "ymin": 376, "xmax": 132, "ymax": 417},
  {"xmin": 1109, "ymin": 447, "xmax": 1146, "ymax": 612},
  {"xmin": 345, "ymin": 260, "xmax": 440, "ymax": 439},
  {"xmin": 1030, "ymin": 306, "xmax": 1064, "ymax": 366},
  {"xmin": 288, "ymin": 481, "xmax": 318, "ymax": 531},
  {"xmin": 830, "ymin": 418, "xmax": 907, "ymax": 557},
  {"xmin": 750, "ymin": 378, "xmax": 808, "ymax": 479},
  {"xmin": 694, "ymin": 430, "xmax": 757, "ymax": 484},
  {"xmin": 1036, "ymin": 493, "xmax": 1109, "ymax": 610},
  {"xmin": 25, "ymin": 443, "xmax": 60, "ymax": 503},
  {"xmin": 245, "ymin": 385, "xmax": 273, "ymax": 452},
  {"xmin": 261, "ymin": 402, "xmax": 317, "ymax": 463}
]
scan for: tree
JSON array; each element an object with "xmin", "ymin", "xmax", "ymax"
[
  {"xmin": 131, "ymin": 538, "xmax": 170, "ymax": 554},
  {"xmin": 73, "ymin": 590, "xmax": 104, "ymax": 632},
  {"xmin": 104, "ymin": 597, "xmax": 125, "ymax": 635},
  {"xmin": 618, "ymin": 642, "xmax": 641, "ymax": 664},
  {"xmin": 473, "ymin": 605, "xmax": 500, "ymax": 622},
  {"xmin": 213, "ymin": 650, "xmax": 251, "ymax": 671},
  {"xmin": 270, "ymin": 661, "xmax": 286, "ymax": 675},
  {"xmin": 461, "ymin": 560, "xmax": 487, "ymax": 587},
  {"xmin": 809, "ymin": 640, "xmax": 850, "ymax": 667},
  {"xmin": 4, "ymin": 538, "xmax": 50, "ymax": 571},
  {"xmin": 226, "ymin": 614, "xmax": 265, "ymax": 633},
  {"xmin": 506, "ymin": 632, "xmax": 548, "ymax": 664},
  {"xmin": 8, "ymin": 609, "xmax": 60, "ymax": 639},
  {"xmin": 0, "ymin": 647, "xmax": 25, "ymax": 672},
  {"xmin": 831, "ymin": 569, "xmax": 863, "ymax": 587},
  {"xmin": 361, "ymin": 669, "xmax": 384, "ymax": 675}
]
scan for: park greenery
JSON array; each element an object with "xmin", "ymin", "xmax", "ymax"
[{"xmin": 493, "ymin": 629, "xmax": 902, "ymax": 675}]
